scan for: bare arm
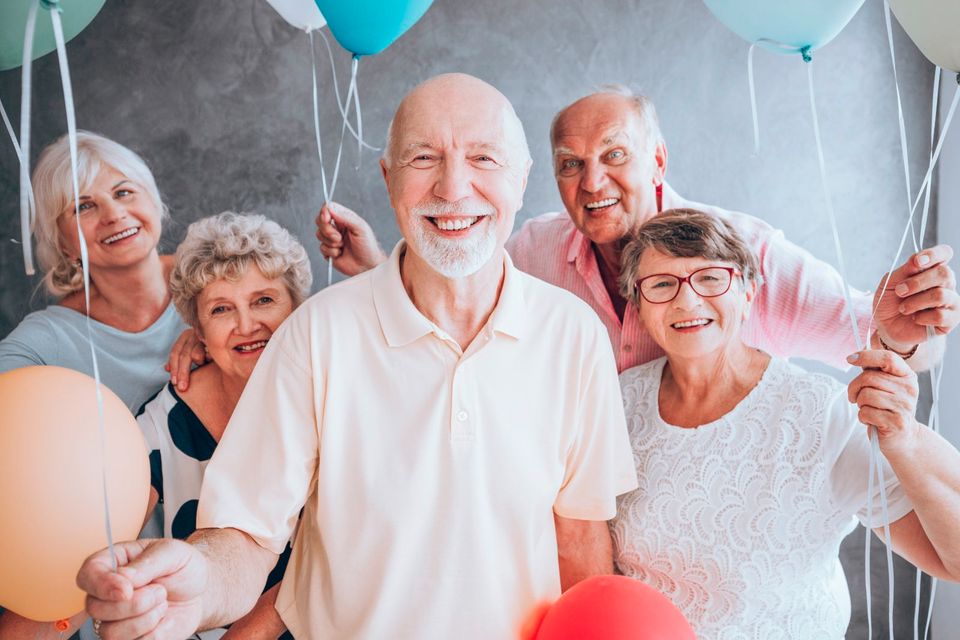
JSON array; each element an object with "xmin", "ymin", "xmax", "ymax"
[
  {"xmin": 554, "ymin": 513, "xmax": 613, "ymax": 592},
  {"xmin": 220, "ymin": 583, "xmax": 287, "ymax": 639},
  {"xmin": 849, "ymin": 349, "xmax": 960, "ymax": 581}
]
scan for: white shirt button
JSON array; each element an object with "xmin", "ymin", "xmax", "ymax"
[{"xmin": 456, "ymin": 410, "xmax": 469, "ymax": 422}]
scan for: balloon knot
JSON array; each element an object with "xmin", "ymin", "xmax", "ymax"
[
  {"xmin": 800, "ymin": 46, "xmax": 812, "ymax": 63},
  {"xmin": 54, "ymin": 620, "xmax": 70, "ymax": 632},
  {"xmin": 352, "ymin": 53, "xmax": 362, "ymax": 62},
  {"xmin": 39, "ymin": 0, "xmax": 61, "ymax": 11}
]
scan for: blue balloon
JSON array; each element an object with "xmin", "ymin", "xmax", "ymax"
[
  {"xmin": 703, "ymin": 0, "xmax": 866, "ymax": 55},
  {"xmin": 314, "ymin": 0, "xmax": 434, "ymax": 57}
]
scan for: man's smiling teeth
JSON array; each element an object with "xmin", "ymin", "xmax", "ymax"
[
  {"xmin": 672, "ymin": 319, "xmax": 712, "ymax": 329},
  {"xmin": 433, "ymin": 216, "xmax": 480, "ymax": 231},
  {"xmin": 236, "ymin": 340, "xmax": 267, "ymax": 352},
  {"xmin": 585, "ymin": 198, "xmax": 618, "ymax": 210},
  {"xmin": 102, "ymin": 227, "xmax": 139, "ymax": 244}
]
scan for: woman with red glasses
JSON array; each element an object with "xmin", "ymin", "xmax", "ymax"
[{"xmin": 609, "ymin": 208, "xmax": 960, "ymax": 639}]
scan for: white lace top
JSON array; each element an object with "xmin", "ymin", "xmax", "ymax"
[{"xmin": 611, "ymin": 357, "xmax": 913, "ymax": 640}]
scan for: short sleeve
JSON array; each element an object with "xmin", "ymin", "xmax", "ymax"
[
  {"xmin": 197, "ymin": 320, "xmax": 320, "ymax": 555},
  {"xmin": 825, "ymin": 390, "xmax": 914, "ymax": 527},
  {"xmin": 553, "ymin": 324, "xmax": 638, "ymax": 521},
  {"xmin": 0, "ymin": 313, "xmax": 56, "ymax": 373}
]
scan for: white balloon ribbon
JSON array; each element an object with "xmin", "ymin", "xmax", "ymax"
[
  {"xmin": 48, "ymin": 0, "xmax": 118, "ymax": 573},
  {"xmin": 307, "ymin": 30, "xmax": 373, "ymax": 287}
]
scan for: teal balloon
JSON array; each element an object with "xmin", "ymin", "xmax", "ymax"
[
  {"xmin": 0, "ymin": 0, "xmax": 106, "ymax": 72},
  {"xmin": 703, "ymin": 0, "xmax": 865, "ymax": 55},
  {"xmin": 314, "ymin": 0, "xmax": 434, "ymax": 57}
]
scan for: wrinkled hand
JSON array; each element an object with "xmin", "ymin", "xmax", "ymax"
[
  {"xmin": 873, "ymin": 245, "xmax": 959, "ymax": 349},
  {"xmin": 164, "ymin": 329, "xmax": 207, "ymax": 392},
  {"xmin": 78, "ymin": 539, "xmax": 207, "ymax": 640},
  {"xmin": 315, "ymin": 201, "xmax": 387, "ymax": 277},
  {"xmin": 847, "ymin": 349, "xmax": 920, "ymax": 455}
]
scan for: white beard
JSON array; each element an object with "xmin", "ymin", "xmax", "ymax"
[{"xmin": 409, "ymin": 216, "xmax": 497, "ymax": 279}]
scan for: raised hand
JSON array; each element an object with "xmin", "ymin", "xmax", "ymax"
[
  {"xmin": 315, "ymin": 201, "xmax": 387, "ymax": 277},
  {"xmin": 873, "ymin": 245, "xmax": 959, "ymax": 350}
]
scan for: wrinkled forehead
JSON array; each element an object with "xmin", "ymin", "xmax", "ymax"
[
  {"xmin": 553, "ymin": 104, "xmax": 647, "ymax": 154},
  {"xmin": 393, "ymin": 99, "xmax": 518, "ymax": 155}
]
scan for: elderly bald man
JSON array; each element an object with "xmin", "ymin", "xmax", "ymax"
[
  {"xmin": 318, "ymin": 87, "xmax": 960, "ymax": 373},
  {"xmin": 75, "ymin": 74, "xmax": 636, "ymax": 639}
]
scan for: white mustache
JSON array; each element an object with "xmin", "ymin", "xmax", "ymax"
[{"xmin": 412, "ymin": 199, "xmax": 496, "ymax": 218}]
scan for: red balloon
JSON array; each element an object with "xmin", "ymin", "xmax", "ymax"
[{"xmin": 534, "ymin": 576, "xmax": 696, "ymax": 640}]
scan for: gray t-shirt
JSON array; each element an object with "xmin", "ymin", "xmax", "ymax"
[{"xmin": 0, "ymin": 303, "xmax": 187, "ymax": 413}]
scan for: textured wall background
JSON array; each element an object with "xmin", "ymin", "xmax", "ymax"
[{"xmin": 0, "ymin": 0, "xmax": 944, "ymax": 636}]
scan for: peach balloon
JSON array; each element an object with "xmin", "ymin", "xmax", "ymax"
[{"xmin": 0, "ymin": 366, "xmax": 150, "ymax": 621}]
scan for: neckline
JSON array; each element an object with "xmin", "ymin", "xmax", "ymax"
[
  {"xmin": 653, "ymin": 356, "xmax": 779, "ymax": 432},
  {"xmin": 50, "ymin": 301, "xmax": 178, "ymax": 336}
]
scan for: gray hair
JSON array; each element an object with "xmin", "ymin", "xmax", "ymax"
[
  {"xmin": 32, "ymin": 131, "xmax": 169, "ymax": 296},
  {"xmin": 618, "ymin": 208, "xmax": 760, "ymax": 307},
  {"xmin": 170, "ymin": 212, "xmax": 312, "ymax": 329},
  {"xmin": 550, "ymin": 84, "xmax": 665, "ymax": 153}
]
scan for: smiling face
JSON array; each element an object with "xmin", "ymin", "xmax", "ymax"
[
  {"xmin": 194, "ymin": 263, "xmax": 295, "ymax": 383},
  {"xmin": 635, "ymin": 249, "xmax": 755, "ymax": 361},
  {"xmin": 56, "ymin": 165, "xmax": 162, "ymax": 271},
  {"xmin": 381, "ymin": 73, "xmax": 530, "ymax": 279},
  {"xmin": 552, "ymin": 94, "xmax": 666, "ymax": 247}
]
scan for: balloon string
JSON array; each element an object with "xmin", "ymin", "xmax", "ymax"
[
  {"xmin": 315, "ymin": 29, "xmax": 379, "ymax": 151},
  {"xmin": 883, "ymin": 0, "xmax": 919, "ymax": 254},
  {"xmin": 747, "ymin": 43, "xmax": 760, "ymax": 154},
  {"xmin": 873, "ymin": 432, "xmax": 896, "ymax": 639},
  {"xmin": 921, "ymin": 69, "xmax": 941, "ymax": 246},
  {"xmin": 327, "ymin": 56, "xmax": 357, "ymax": 200},
  {"xmin": 925, "ymin": 578, "xmax": 938, "ymax": 639},
  {"xmin": 50, "ymin": 4, "xmax": 118, "ymax": 574},
  {"xmin": 18, "ymin": 0, "xmax": 39, "ymax": 276},
  {"xmin": 804, "ymin": 62, "xmax": 864, "ymax": 351},
  {"xmin": 353, "ymin": 55, "xmax": 363, "ymax": 169},
  {"xmin": 308, "ymin": 31, "xmax": 330, "ymax": 203},
  {"xmin": 870, "ymin": 83, "xmax": 960, "ymax": 337},
  {"xmin": 806, "ymin": 58, "xmax": 899, "ymax": 636},
  {"xmin": 0, "ymin": 96, "xmax": 38, "ymax": 272}
]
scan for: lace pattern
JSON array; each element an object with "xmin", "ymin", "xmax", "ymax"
[{"xmin": 611, "ymin": 358, "xmax": 863, "ymax": 640}]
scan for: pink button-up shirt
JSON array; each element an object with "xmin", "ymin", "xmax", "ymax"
[{"xmin": 507, "ymin": 183, "xmax": 873, "ymax": 372}]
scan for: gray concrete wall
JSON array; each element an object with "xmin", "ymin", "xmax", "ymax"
[{"xmin": 0, "ymin": 1, "xmax": 943, "ymax": 637}]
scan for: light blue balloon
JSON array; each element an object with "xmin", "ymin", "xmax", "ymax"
[
  {"xmin": 703, "ymin": 0, "xmax": 866, "ymax": 55},
  {"xmin": 314, "ymin": 0, "xmax": 434, "ymax": 57},
  {"xmin": 0, "ymin": 0, "xmax": 107, "ymax": 72}
]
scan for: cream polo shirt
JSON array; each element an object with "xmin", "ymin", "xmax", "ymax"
[{"xmin": 197, "ymin": 242, "xmax": 637, "ymax": 639}]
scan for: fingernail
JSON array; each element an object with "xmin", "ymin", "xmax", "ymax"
[
  {"xmin": 170, "ymin": 376, "xmax": 177, "ymax": 385},
  {"xmin": 918, "ymin": 253, "xmax": 931, "ymax": 266},
  {"xmin": 847, "ymin": 352, "xmax": 860, "ymax": 362},
  {"xmin": 899, "ymin": 304, "xmax": 906, "ymax": 314},
  {"xmin": 895, "ymin": 283, "xmax": 909, "ymax": 296}
]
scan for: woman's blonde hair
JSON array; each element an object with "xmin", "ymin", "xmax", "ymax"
[
  {"xmin": 32, "ymin": 131, "xmax": 168, "ymax": 296},
  {"xmin": 170, "ymin": 212, "xmax": 313, "ymax": 329}
]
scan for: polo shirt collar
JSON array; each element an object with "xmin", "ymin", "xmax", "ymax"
[{"xmin": 372, "ymin": 241, "xmax": 527, "ymax": 347}]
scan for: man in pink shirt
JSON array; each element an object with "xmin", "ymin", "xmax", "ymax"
[{"xmin": 318, "ymin": 87, "xmax": 959, "ymax": 372}]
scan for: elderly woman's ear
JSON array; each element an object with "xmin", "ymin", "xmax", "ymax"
[{"xmin": 741, "ymin": 278, "xmax": 758, "ymax": 323}]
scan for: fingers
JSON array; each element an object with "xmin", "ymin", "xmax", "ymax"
[
  {"xmin": 847, "ymin": 367, "xmax": 906, "ymax": 403},
  {"xmin": 847, "ymin": 349, "xmax": 914, "ymax": 376},
  {"xmin": 888, "ymin": 245, "xmax": 954, "ymax": 282},
  {"xmin": 77, "ymin": 540, "xmax": 152, "ymax": 601},
  {"xmin": 894, "ymin": 261, "xmax": 956, "ymax": 298},
  {"xmin": 87, "ymin": 583, "xmax": 167, "ymax": 626},
  {"xmin": 316, "ymin": 207, "xmax": 344, "ymax": 249},
  {"xmin": 95, "ymin": 599, "xmax": 168, "ymax": 640},
  {"xmin": 857, "ymin": 406, "xmax": 911, "ymax": 431}
]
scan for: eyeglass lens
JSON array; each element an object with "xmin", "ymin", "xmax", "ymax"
[{"xmin": 640, "ymin": 267, "xmax": 733, "ymax": 303}]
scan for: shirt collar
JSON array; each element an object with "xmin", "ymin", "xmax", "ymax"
[{"xmin": 372, "ymin": 241, "xmax": 527, "ymax": 348}]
